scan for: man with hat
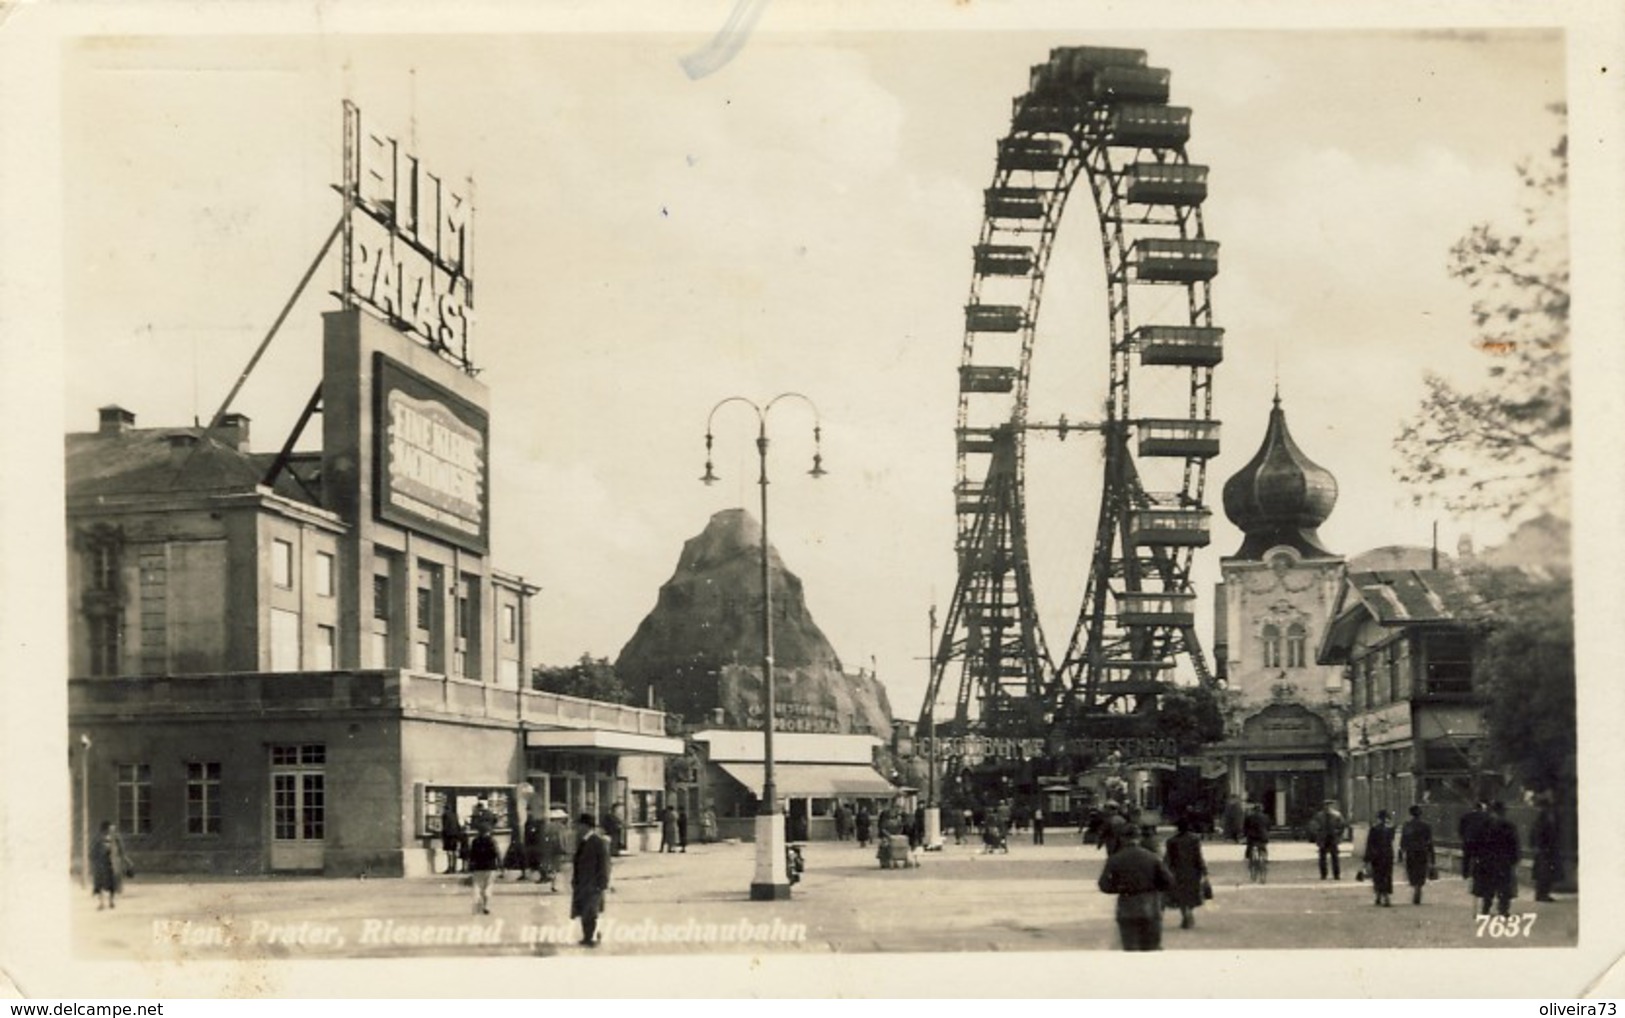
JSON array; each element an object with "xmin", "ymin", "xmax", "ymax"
[
  {"xmin": 571, "ymin": 812, "xmax": 612, "ymax": 946},
  {"xmin": 1098, "ymin": 801, "xmax": 1132, "ymax": 855},
  {"xmin": 1310, "ymin": 799, "xmax": 1346, "ymax": 880},
  {"xmin": 1096, "ymin": 825, "xmax": 1176, "ymax": 951},
  {"xmin": 1473, "ymin": 800, "xmax": 1520, "ymax": 917}
]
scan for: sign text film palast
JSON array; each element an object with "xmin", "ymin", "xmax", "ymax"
[{"xmin": 341, "ymin": 101, "xmax": 473, "ymax": 360}]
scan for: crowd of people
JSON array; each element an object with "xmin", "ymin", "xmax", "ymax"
[{"xmin": 1091, "ymin": 792, "xmax": 1567, "ymax": 951}]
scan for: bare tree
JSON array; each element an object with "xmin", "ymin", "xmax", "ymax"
[{"xmin": 1395, "ymin": 115, "xmax": 1569, "ymax": 517}]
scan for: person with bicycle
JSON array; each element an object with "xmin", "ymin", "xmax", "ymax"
[{"xmin": 1243, "ymin": 801, "xmax": 1270, "ymax": 882}]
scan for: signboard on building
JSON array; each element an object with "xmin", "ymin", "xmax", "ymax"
[
  {"xmin": 744, "ymin": 701, "xmax": 843, "ymax": 734},
  {"xmin": 375, "ymin": 354, "xmax": 490, "ymax": 552},
  {"xmin": 340, "ymin": 101, "xmax": 474, "ymax": 368}
]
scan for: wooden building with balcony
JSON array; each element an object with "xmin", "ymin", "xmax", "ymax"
[{"xmin": 1316, "ymin": 567, "xmax": 1491, "ymax": 826}]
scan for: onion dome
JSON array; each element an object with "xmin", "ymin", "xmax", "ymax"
[{"xmin": 1222, "ymin": 393, "xmax": 1338, "ymax": 560}]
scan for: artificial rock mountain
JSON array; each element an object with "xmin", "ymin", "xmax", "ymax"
[{"xmin": 614, "ymin": 508, "xmax": 894, "ymax": 736}]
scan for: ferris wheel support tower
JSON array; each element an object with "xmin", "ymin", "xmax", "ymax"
[{"xmin": 922, "ymin": 46, "xmax": 1223, "ymax": 744}]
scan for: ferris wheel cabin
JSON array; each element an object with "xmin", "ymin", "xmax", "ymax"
[
  {"xmin": 996, "ymin": 137, "xmax": 1066, "ymax": 173},
  {"xmin": 984, "ymin": 187, "xmax": 1052, "ymax": 220},
  {"xmin": 1128, "ymin": 508, "xmax": 1212, "ymax": 548},
  {"xmin": 1137, "ymin": 419, "xmax": 1221, "ymax": 458},
  {"xmin": 1108, "ymin": 105, "xmax": 1192, "ymax": 148},
  {"xmin": 1126, "ymin": 163, "xmax": 1209, "ymax": 206},
  {"xmin": 959, "ymin": 365, "xmax": 1019, "ymax": 394},
  {"xmin": 965, "ymin": 304, "xmax": 1027, "ymax": 333},
  {"xmin": 1130, "ymin": 238, "xmax": 1219, "ymax": 283},
  {"xmin": 1132, "ymin": 325, "xmax": 1224, "ymax": 367},
  {"xmin": 1116, "ymin": 591, "xmax": 1197, "ymax": 629},
  {"xmin": 974, "ymin": 244, "xmax": 1036, "ymax": 276},
  {"xmin": 955, "ymin": 426, "xmax": 1004, "ymax": 455}
]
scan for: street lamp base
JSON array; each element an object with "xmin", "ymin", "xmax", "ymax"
[
  {"xmin": 923, "ymin": 807, "xmax": 943, "ymax": 849},
  {"xmin": 750, "ymin": 811, "xmax": 791, "ymax": 901},
  {"xmin": 750, "ymin": 881, "xmax": 793, "ymax": 901}
]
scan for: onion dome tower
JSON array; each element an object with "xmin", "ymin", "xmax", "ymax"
[{"xmin": 1222, "ymin": 391, "xmax": 1339, "ymax": 560}]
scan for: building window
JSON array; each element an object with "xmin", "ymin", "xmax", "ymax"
[
  {"xmin": 457, "ymin": 594, "xmax": 472, "ymax": 641},
  {"xmin": 416, "ymin": 586, "xmax": 433, "ymax": 631},
  {"xmin": 270, "ymin": 744, "xmax": 326, "ymax": 843},
  {"xmin": 314, "ymin": 624, "xmax": 336, "ymax": 670},
  {"xmin": 1285, "ymin": 623, "xmax": 1307, "ymax": 668},
  {"xmin": 270, "ymin": 608, "xmax": 300, "ymax": 671},
  {"xmin": 315, "ymin": 552, "xmax": 335, "ymax": 598},
  {"xmin": 1363, "ymin": 655, "xmax": 1381, "ymax": 707},
  {"xmin": 503, "ymin": 604, "xmax": 517, "ymax": 643},
  {"xmin": 272, "ymin": 539, "xmax": 294, "ymax": 590},
  {"xmin": 1386, "ymin": 642, "xmax": 1402, "ymax": 701},
  {"xmin": 271, "ymin": 743, "xmax": 326, "ymax": 767},
  {"xmin": 89, "ymin": 542, "xmax": 118, "ymax": 593},
  {"xmin": 186, "ymin": 762, "xmax": 222, "ymax": 835},
  {"xmin": 1260, "ymin": 625, "xmax": 1282, "ymax": 669},
  {"xmin": 372, "ymin": 574, "xmax": 390, "ymax": 621},
  {"xmin": 1423, "ymin": 632, "xmax": 1474, "ymax": 694},
  {"xmin": 89, "ymin": 614, "xmax": 122, "ymax": 676},
  {"xmin": 117, "ymin": 763, "xmax": 152, "ymax": 835}
]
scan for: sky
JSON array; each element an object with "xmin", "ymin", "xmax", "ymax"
[{"xmin": 43, "ymin": 11, "xmax": 1583, "ymax": 724}]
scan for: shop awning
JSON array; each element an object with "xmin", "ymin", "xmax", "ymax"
[
  {"xmin": 524, "ymin": 729, "xmax": 683, "ymax": 755},
  {"xmin": 716, "ymin": 762, "xmax": 898, "ymax": 798}
]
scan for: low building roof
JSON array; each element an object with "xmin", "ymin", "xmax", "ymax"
[
  {"xmin": 1317, "ymin": 568, "xmax": 1487, "ymax": 664},
  {"xmin": 66, "ymin": 426, "xmax": 320, "ymax": 505}
]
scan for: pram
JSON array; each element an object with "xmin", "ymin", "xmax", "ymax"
[{"xmin": 981, "ymin": 822, "xmax": 1010, "ymax": 854}]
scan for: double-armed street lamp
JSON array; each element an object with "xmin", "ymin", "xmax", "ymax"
[{"xmin": 702, "ymin": 392, "xmax": 825, "ymax": 901}]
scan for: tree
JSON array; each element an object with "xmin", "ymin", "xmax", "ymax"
[
  {"xmin": 1154, "ymin": 684, "xmax": 1226, "ymax": 750},
  {"xmin": 1472, "ymin": 572, "xmax": 1575, "ymax": 797},
  {"xmin": 1395, "ymin": 116, "xmax": 1570, "ymax": 517},
  {"xmin": 531, "ymin": 654, "xmax": 634, "ymax": 705}
]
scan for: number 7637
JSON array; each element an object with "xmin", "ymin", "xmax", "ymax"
[{"xmin": 1475, "ymin": 914, "xmax": 1537, "ymax": 937}]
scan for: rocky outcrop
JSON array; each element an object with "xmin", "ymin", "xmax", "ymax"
[{"xmin": 615, "ymin": 509, "xmax": 893, "ymax": 735}]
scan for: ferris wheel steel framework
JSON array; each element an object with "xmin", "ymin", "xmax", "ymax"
[{"xmin": 924, "ymin": 47, "xmax": 1224, "ymax": 743}]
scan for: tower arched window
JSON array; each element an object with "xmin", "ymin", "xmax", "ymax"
[
  {"xmin": 1261, "ymin": 624, "xmax": 1282, "ymax": 669},
  {"xmin": 1286, "ymin": 623, "xmax": 1308, "ymax": 668}
]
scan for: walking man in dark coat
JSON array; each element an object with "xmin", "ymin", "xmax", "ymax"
[
  {"xmin": 440, "ymin": 800, "xmax": 466, "ymax": 875},
  {"xmin": 1098, "ymin": 826, "xmax": 1175, "ymax": 951},
  {"xmin": 659, "ymin": 804, "xmax": 678, "ymax": 853},
  {"xmin": 521, "ymin": 811, "xmax": 545, "ymax": 882},
  {"xmin": 1473, "ymin": 800, "xmax": 1520, "ymax": 917},
  {"xmin": 1400, "ymin": 804, "xmax": 1436, "ymax": 905},
  {"xmin": 571, "ymin": 813, "xmax": 612, "ymax": 946},
  {"xmin": 1363, "ymin": 809, "xmax": 1397, "ymax": 907},
  {"xmin": 1310, "ymin": 800, "xmax": 1345, "ymax": 880},
  {"xmin": 1163, "ymin": 816, "xmax": 1208, "ymax": 929}
]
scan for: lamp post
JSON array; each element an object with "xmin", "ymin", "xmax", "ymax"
[
  {"xmin": 923, "ymin": 604, "xmax": 941, "ymax": 850},
  {"xmin": 702, "ymin": 392, "xmax": 825, "ymax": 901},
  {"xmin": 79, "ymin": 733, "xmax": 92, "ymax": 888}
]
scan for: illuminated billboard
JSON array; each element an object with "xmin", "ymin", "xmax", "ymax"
[{"xmin": 374, "ymin": 354, "xmax": 489, "ymax": 553}]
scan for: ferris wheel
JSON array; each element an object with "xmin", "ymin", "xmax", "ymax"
[{"xmin": 924, "ymin": 46, "xmax": 1221, "ymax": 741}]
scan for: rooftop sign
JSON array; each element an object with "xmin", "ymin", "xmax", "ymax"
[{"xmin": 340, "ymin": 101, "xmax": 474, "ymax": 370}]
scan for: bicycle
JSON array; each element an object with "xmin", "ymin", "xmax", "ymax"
[{"xmin": 1245, "ymin": 841, "xmax": 1269, "ymax": 883}]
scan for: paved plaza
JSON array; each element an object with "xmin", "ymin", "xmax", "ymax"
[{"xmin": 72, "ymin": 834, "xmax": 1576, "ymax": 961}]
